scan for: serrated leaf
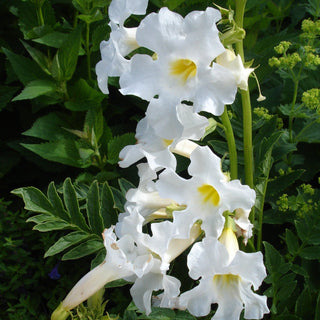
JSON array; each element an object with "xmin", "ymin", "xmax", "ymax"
[
  {"xmin": 44, "ymin": 231, "xmax": 90, "ymax": 257},
  {"xmin": 51, "ymin": 26, "xmax": 82, "ymax": 81},
  {"xmin": 87, "ymin": 181, "xmax": 104, "ymax": 235},
  {"xmin": 110, "ymin": 186, "xmax": 126, "ymax": 212},
  {"xmin": 2, "ymin": 47, "xmax": 49, "ymax": 85},
  {"xmin": 62, "ymin": 239, "xmax": 104, "ymax": 260},
  {"xmin": 23, "ymin": 113, "xmax": 75, "ymax": 141},
  {"xmin": 21, "ymin": 140, "xmax": 91, "ymax": 168},
  {"xmin": 65, "ymin": 79, "xmax": 104, "ymax": 111},
  {"xmin": 107, "ymin": 133, "xmax": 136, "ymax": 164},
  {"xmin": 101, "ymin": 181, "xmax": 117, "ymax": 227},
  {"xmin": 21, "ymin": 40, "xmax": 51, "ymax": 75},
  {"xmin": 12, "ymin": 80, "xmax": 57, "ymax": 101},
  {"xmin": 33, "ymin": 220, "xmax": 70, "ymax": 232},
  {"xmin": 26, "ymin": 213, "xmax": 55, "ymax": 224},
  {"xmin": 286, "ymin": 229, "xmax": 300, "ymax": 256},
  {"xmin": 84, "ymin": 107, "xmax": 105, "ymax": 143},
  {"xmin": 299, "ymin": 246, "xmax": 320, "ymax": 260},
  {"xmin": 33, "ymin": 31, "xmax": 68, "ymax": 48},
  {"xmin": 295, "ymin": 286, "xmax": 313, "ymax": 318},
  {"xmin": 47, "ymin": 181, "xmax": 70, "ymax": 221},
  {"xmin": 277, "ymin": 273, "xmax": 297, "ymax": 302},
  {"xmin": 63, "ymin": 178, "xmax": 89, "ymax": 231},
  {"xmin": 11, "ymin": 187, "xmax": 54, "ymax": 214},
  {"xmin": 264, "ymin": 241, "xmax": 290, "ymax": 275}
]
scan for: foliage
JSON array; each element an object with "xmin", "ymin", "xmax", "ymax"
[{"xmin": 0, "ymin": 0, "xmax": 319, "ymax": 319}]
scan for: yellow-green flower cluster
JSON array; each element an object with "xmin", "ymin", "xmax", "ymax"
[
  {"xmin": 277, "ymin": 194, "xmax": 289, "ymax": 212},
  {"xmin": 300, "ymin": 18, "xmax": 320, "ymax": 41},
  {"xmin": 253, "ymin": 107, "xmax": 273, "ymax": 120},
  {"xmin": 302, "ymin": 88, "xmax": 320, "ymax": 111},
  {"xmin": 269, "ymin": 51, "xmax": 301, "ymax": 69}
]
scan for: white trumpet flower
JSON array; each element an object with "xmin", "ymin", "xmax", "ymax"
[
  {"xmin": 119, "ymin": 7, "xmax": 237, "ymax": 115},
  {"xmin": 156, "ymin": 146, "xmax": 256, "ymax": 239},
  {"xmin": 179, "ymin": 236, "xmax": 269, "ymax": 320}
]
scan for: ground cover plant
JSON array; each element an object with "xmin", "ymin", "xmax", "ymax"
[{"xmin": 1, "ymin": 0, "xmax": 320, "ymax": 319}]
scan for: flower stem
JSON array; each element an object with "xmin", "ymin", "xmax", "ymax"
[
  {"xmin": 235, "ymin": 0, "xmax": 253, "ymax": 190},
  {"xmin": 220, "ymin": 106, "xmax": 238, "ymax": 180}
]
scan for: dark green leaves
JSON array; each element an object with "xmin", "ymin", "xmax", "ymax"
[
  {"xmin": 11, "ymin": 178, "xmax": 122, "ymax": 260},
  {"xmin": 51, "ymin": 26, "xmax": 82, "ymax": 82}
]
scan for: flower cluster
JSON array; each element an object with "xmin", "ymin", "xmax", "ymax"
[{"xmin": 52, "ymin": 1, "xmax": 269, "ymax": 320}]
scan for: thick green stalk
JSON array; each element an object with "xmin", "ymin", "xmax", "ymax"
[
  {"xmin": 235, "ymin": 0, "xmax": 253, "ymax": 190},
  {"xmin": 220, "ymin": 106, "xmax": 238, "ymax": 180}
]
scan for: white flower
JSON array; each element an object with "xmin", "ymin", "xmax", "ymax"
[
  {"xmin": 179, "ymin": 236, "xmax": 269, "ymax": 320},
  {"xmin": 118, "ymin": 100, "xmax": 207, "ymax": 170},
  {"xmin": 60, "ymin": 226, "xmax": 152, "ymax": 311},
  {"xmin": 96, "ymin": 0, "xmax": 148, "ymax": 94},
  {"xmin": 234, "ymin": 208, "xmax": 253, "ymax": 244},
  {"xmin": 216, "ymin": 49, "xmax": 254, "ymax": 91},
  {"xmin": 156, "ymin": 146, "xmax": 256, "ymax": 239},
  {"xmin": 124, "ymin": 163, "xmax": 174, "ymax": 218},
  {"xmin": 108, "ymin": 0, "xmax": 148, "ymax": 25},
  {"xmin": 119, "ymin": 7, "xmax": 237, "ymax": 115}
]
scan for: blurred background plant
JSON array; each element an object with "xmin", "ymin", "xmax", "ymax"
[{"xmin": 1, "ymin": 0, "xmax": 320, "ymax": 319}]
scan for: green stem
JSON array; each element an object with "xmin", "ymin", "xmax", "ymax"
[
  {"xmin": 288, "ymin": 79, "xmax": 299, "ymax": 142},
  {"xmin": 220, "ymin": 106, "xmax": 238, "ymax": 180},
  {"xmin": 86, "ymin": 22, "xmax": 92, "ymax": 81},
  {"xmin": 235, "ymin": 0, "xmax": 255, "ymax": 229},
  {"xmin": 235, "ymin": 0, "xmax": 253, "ymax": 189},
  {"xmin": 36, "ymin": 2, "xmax": 45, "ymax": 26}
]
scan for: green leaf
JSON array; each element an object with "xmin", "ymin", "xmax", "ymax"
[
  {"xmin": 299, "ymin": 246, "xmax": 320, "ymax": 260},
  {"xmin": 2, "ymin": 47, "xmax": 49, "ymax": 85},
  {"xmin": 277, "ymin": 273, "xmax": 297, "ymax": 302},
  {"xmin": 295, "ymin": 286, "xmax": 313, "ymax": 319},
  {"xmin": 21, "ymin": 140, "xmax": 91, "ymax": 168},
  {"xmin": 11, "ymin": 187, "xmax": 54, "ymax": 214},
  {"xmin": 33, "ymin": 220, "xmax": 70, "ymax": 232},
  {"xmin": 51, "ymin": 26, "xmax": 82, "ymax": 81},
  {"xmin": 78, "ymin": 9, "xmax": 104, "ymax": 24},
  {"xmin": 107, "ymin": 133, "xmax": 136, "ymax": 165},
  {"xmin": 12, "ymin": 80, "xmax": 57, "ymax": 101},
  {"xmin": 295, "ymin": 122, "xmax": 320, "ymax": 143},
  {"xmin": 63, "ymin": 178, "xmax": 89, "ymax": 231},
  {"xmin": 33, "ymin": 31, "xmax": 69, "ymax": 48},
  {"xmin": 62, "ymin": 239, "xmax": 104, "ymax": 260},
  {"xmin": 110, "ymin": 186, "xmax": 126, "ymax": 212},
  {"xmin": 122, "ymin": 310, "xmax": 137, "ymax": 320},
  {"xmin": 118, "ymin": 178, "xmax": 136, "ymax": 196},
  {"xmin": 267, "ymin": 170, "xmax": 304, "ymax": 198},
  {"xmin": 44, "ymin": 231, "xmax": 90, "ymax": 257},
  {"xmin": 286, "ymin": 229, "xmax": 300, "ymax": 256},
  {"xmin": 23, "ymin": 113, "xmax": 75, "ymax": 141},
  {"xmin": 26, "ymin": 213, "xmax": 56, "ymax": 224},
  {"xmin": 92, "ymin": 21, "xmax": 110, "ymax": 51},
  {"xmin": 21, "ymin": 40, "xmax": 51, "ymax": 75},
  {"xmin": 101, "ymin": 182, "xmax": 117, "ymax": 227},
  {"xmin": 84, "ymin": 107, "xmax": 105, "ymax": 143},
  {"xmin": 0, "ymin": 86, "xmax": 19, "ymax": 111},
  {"xmin": 86, "ymin": 181, "xmax": 104, "ymax": 235},
  {"xmin": 65, "ymin": 79, "xmax": 104, "ymax": 111},
  {"xmin": 47, "ymin": 181, "xmax": 70, "ymax": 221}
]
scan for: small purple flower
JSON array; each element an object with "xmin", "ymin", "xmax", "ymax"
[{"xmin": 49, "ymin": 263, "xmax": 61, "ymax": 280}]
